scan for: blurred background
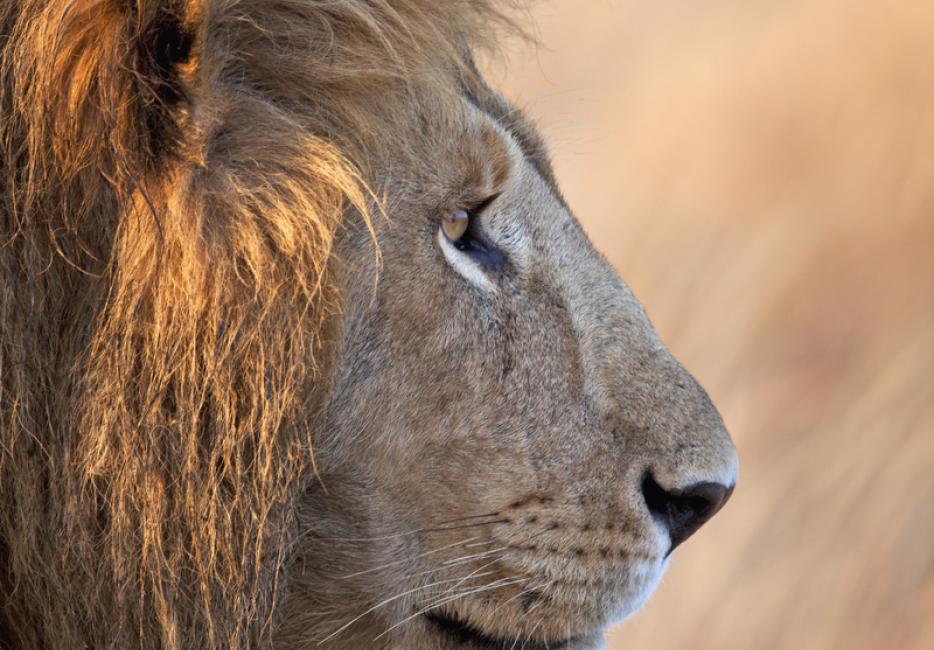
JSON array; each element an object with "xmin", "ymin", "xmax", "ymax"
[{"xmin": 487, "ymin": 0, "xmax": 934, "ymax": 648}]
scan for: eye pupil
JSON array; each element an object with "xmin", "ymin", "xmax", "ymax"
[{"xmin": 442, "ymin": 209, "xmax": 470, "ymax": 241}]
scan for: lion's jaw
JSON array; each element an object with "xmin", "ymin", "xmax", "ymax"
[{"xmin": 276, "ymin": 91, "xmax": 738, "ymax": 649}]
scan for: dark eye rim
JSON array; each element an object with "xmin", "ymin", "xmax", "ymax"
[{"xmin": 442, "ymin": 193, "xmax": 505, "ymax": 273}]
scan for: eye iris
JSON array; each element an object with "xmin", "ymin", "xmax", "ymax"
[{"xmin": 442, "ymin": 209, "xmax": 469, "ymax": 242}]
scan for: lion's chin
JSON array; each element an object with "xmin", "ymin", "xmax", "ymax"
[
  {"xmin": 420, "ymin": 610, "xmax": 606, "ymax": 650},
  {"xmin": 404, "ymin": 555, "xmax": 668, "ymax": 649},
  {"xmin": 605, "ymin": 556, "xmax": 669, "ymax": 625}
]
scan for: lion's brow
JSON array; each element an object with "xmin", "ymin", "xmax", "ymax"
[{"xmin": 463, "ymin": 89, "xmax": 570, "ymax": 212}]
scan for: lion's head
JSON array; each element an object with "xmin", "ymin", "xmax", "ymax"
[{"xmin": 0, "ymin": 2, "xmax": 737, "ymax": 649}]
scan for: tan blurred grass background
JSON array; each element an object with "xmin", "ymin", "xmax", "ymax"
[{"xmin": 489, "ymin": 1, "xmax": 934, "ymax": 648}]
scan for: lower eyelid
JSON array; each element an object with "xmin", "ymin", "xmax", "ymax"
[{"xmin": 437, "ymin": 229, "xmax": 498, "ymax": 293}]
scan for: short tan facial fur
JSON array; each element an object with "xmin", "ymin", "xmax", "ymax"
[{"xmin": 277, "ymin": 97, "xmax": 738, "ymax": 648}]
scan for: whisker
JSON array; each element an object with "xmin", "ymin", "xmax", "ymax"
[
  {"xmin": 524, "ymin": 595, "xmax": 547, "ymax": 617},
  {"xmin": 417, "ymin": 519, "xmax": 511, "ymax": 534},
  {"xmin": 463, "ymin": 539, "xmax": 498, "ymax": 549},
  {"xmin": 306, "ymin": 512, "xmax": 505, "ymax": 543},
  {"xmin": 440, "ymin": 545, "xmax": 508, "ymax": 567},
  {"xmin": 510, "ymin": 627, "xmax": 522, "ymax": 650},
  {"xmin": 309, "ymin": 519, "xmax": 496, "ymax": 543},
  {"xmin": 521, "ymin": 615, "xmax": 545, "ymax": 650},
  {"xmin": 371, "ymin": 547, "xmax": 506, "ymax": 586},
  {"xmin": 336, "ymin": 535, "xmax": 485, "ymax": 580},
  {"xmin": 433, "ymin": 511, "xmax": 502, "ymax": 526},
  {"xmin": 316, "ymin": 573, "xmax": 497, "ymax": 645},
  {"xmin": 340, "ymin": 538, "xmax": 506, "ymax": 584},
  {"xmin": 436, "ymin": 557, "xmax": 508, "ymax": 599},
  {"xmin": 373, "ymin": 576, "xmax": 529, "ymax": 642},
  {"xmin": 489, "ymin": 580, "xmax": 554, "ymax": 618}
]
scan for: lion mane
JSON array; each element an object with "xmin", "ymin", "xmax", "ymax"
[{"xmin": 0, "ymin": 2, "xmax": 515, "ymax": 648}]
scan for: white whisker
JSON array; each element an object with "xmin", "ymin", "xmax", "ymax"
[
  {"xmin": 463, "ymin": 539, "xmax": 498, "ymax": 549},
  {"xmin": 373, "ymin": 576, "xmax": 529, "ymax": 642},
  {"xmin": 489, "ymin": 580, "xmax": 554, "ymax": 618},
  {"xmin": 521, "ymin": 616, "xmax": 545, "ymax": 649},
  {"xmin": 524, "ymin": 595, "xmax": 547, "ymax": 617},
  {"xmin": 316, "ymin": 573, "xmax": 497, "ymax": 645},
  {"xmin": 310, "ymin": 515, "xmax": 503, "ymax": 543},
  {"xmin": 336, "ymin": 535, "xmax": 485, "ymax": 579},
  {"xmin": 436, "ymin": 557, "xmax": 507, "ymax": 599},
  {"xmin": 372, "ymin": 548, "xmax": 505, "ymax": 586},
  {"xmin": 509, "ymin": 627, "xmax": 522, "ymax": 650},
  {"xmin": 440, "ymin": 545, "xmax": 508, "ymax": 566}
]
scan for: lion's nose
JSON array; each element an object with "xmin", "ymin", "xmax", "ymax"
[{"xmin": 641, "ymin": 473, "xmax": 734, "ymax": 555}]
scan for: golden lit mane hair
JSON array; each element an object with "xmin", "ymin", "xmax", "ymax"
[{"xmin": 0, "ymin": 1, "xmax": 516, "ymax": 647}]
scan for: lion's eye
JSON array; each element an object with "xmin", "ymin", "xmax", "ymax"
[
  {"xmin": 440, "ymin": 193, "xmax": 500, "ymax": 246},
  {"xmin": 442, "ymin": 209, "xmax": 470, "ymax": 242},
  {"xmin": 437, "ymin": 194, "xmax": 505, "ymax": 277}
]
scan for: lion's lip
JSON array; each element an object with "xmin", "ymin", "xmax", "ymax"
[{"xmin": 423, "ymin": 609, "xmax": 583, "ymax": 649}]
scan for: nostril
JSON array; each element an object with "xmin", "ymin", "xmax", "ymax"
[{"xmin": 641, "ymin": 473, "xmax": 734, "ymax": 555}]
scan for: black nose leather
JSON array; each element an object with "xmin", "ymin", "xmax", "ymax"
[{"xmin": 641, "ymin": 473, "xmax": 734, "ymax": 555}]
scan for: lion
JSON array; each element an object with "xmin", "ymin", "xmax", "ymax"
[{"xmin": 0, "ymin": 1, "xmax": 738, "ymax": 648}]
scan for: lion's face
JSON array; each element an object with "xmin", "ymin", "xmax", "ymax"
[
  {"xmin": 2, "ymin": 3, "xmax": 734, "ymax": 649},
  {"xmin": 281, "ymin": 89, "xmax": 738, "ymax": 649}
]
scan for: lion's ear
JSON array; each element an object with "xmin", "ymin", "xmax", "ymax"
[{"xmin": 39, "ymin": 0, "xmax": 205, "ymax": 182}]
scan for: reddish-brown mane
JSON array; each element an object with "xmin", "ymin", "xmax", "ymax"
[{"xmin": 0, "ymin": 1, "xmax": 515, "ymax": 647}]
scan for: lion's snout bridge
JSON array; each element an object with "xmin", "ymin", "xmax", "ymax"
[{"xmin": 550, "ymin": 237, "xmax": 740, "ymax": 569}]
